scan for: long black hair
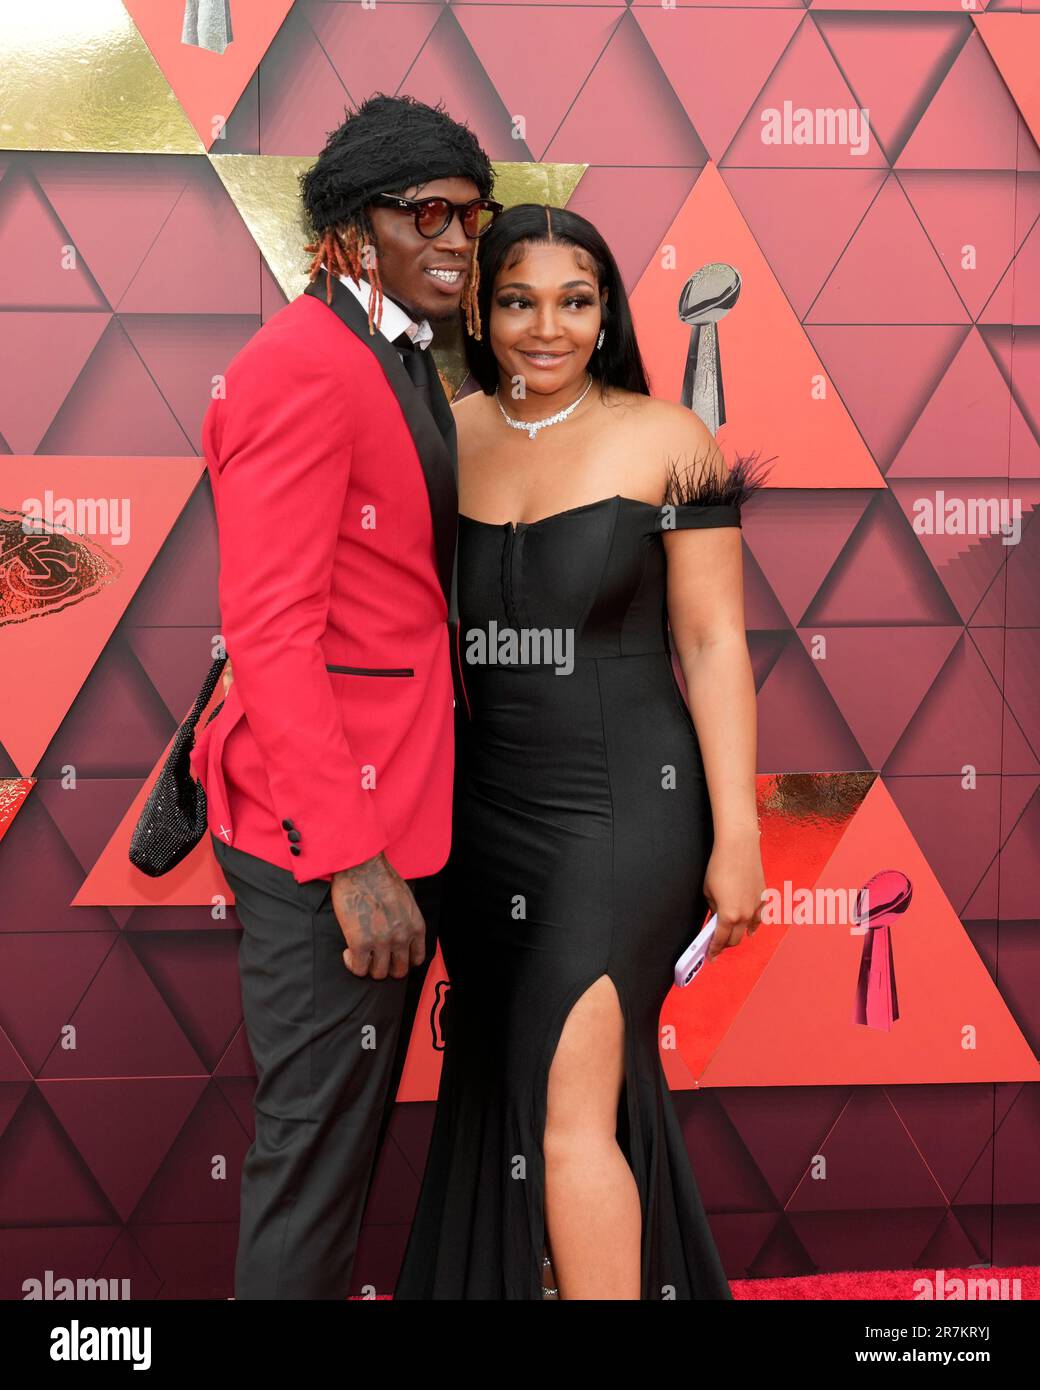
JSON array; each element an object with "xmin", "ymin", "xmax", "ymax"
[{"xmin": 463, "ymin": 203, "xmax": 650, "ymax": 397}]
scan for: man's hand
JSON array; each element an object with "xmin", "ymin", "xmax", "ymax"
[
  {"xmin": 220, "ymin": 658, "xmax": 419, "ymax": 978},
  {"xmin": 332, "ymin": 852, "xmax": 426, "ymax": 979}
]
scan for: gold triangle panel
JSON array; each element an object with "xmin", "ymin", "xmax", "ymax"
[
  {"xmin": 208, "ymin": 154, "xmax": 317, "ymax": 298},
  {"xmin": 0, "ymin": 1, "xmax": 204, "ymax": 155}
]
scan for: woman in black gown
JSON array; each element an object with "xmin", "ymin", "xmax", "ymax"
[{"xmin": 395, "ymin": 205, "xmax": 769, "ymax": 1300}]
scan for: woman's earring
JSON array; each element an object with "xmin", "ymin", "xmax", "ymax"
[{"xmin": 596, "ymin": 329, "xmax": 605, "ymax": 350}]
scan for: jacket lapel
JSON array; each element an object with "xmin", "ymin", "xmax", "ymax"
[{"xmin": 303, "ymin": 274, "xmax": 458, "ymax": 606}]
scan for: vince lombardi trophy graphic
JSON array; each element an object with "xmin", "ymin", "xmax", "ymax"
[
  {"xmin": 182, "ymin": 0, "xmax": 234, "ymax": 54},
  {"xmin": 678, "ymin": 264, "xmax": 741, "ymax": 432}
]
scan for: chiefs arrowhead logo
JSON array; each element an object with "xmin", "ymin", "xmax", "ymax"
[{"xmin": 1, "ymin": 508, "xmax": 122, "ymax": 626}]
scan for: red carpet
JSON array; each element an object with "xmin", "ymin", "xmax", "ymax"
[{"xmin": 731, "ymin": 1267, "xmax": 1038, "ymax": 1300}]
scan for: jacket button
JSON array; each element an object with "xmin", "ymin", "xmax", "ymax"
[
  {"xmin": 287, "ymin": 829, "xmax": 301, "ymax": 843},
  {"xmin": 290, "ymin": 845, "xmax": 301, "ymax": 856},
  {"xmin": 282, "ymin": 818, "xmax": 294, "ymax": 830}
]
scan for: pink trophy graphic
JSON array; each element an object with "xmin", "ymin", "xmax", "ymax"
[{"xmin": 851, "ymin": 870, "xmax": 912, "ymax": 1031}]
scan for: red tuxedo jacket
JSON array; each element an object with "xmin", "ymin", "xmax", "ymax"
[{"xmin": 189, "ymin": 274, "xmax": 458, "ymax": 884}]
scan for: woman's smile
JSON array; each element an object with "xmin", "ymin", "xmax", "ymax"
[{"xmin": 517, "ymin": 347, "xmax": 574, "ymax": 368}]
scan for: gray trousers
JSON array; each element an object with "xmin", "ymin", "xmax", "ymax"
[{"xmin": 211, "ymin": 832, "xmax": 441, "ymax": 1299}]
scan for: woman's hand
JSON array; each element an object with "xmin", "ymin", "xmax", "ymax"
[
  {"xmin": 703, "ymin": 829, "xmax": 765, "ymax": 962},
  {"xmin": 222, "ymin": 660, "xmax": 234, "ymax": 695}
]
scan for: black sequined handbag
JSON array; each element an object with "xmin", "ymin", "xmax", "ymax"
[{"xmin": 129, "ymin": 656, "xmax": 228, "ymax": 877}]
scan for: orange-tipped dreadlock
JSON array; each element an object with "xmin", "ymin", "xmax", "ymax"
[
  {"xmin": 304, "ymin": 215, "xmax": 386, "ymax": 336},
  {"xmin": 461, "ymin": 235, "xmax": 482, "ymax": 340},
  {"xmin": 304, "ymin": 212, "xmax": 484, "ymax": 341}
]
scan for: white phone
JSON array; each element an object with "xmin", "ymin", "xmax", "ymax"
[{"xmin": 674, "ymin": 913, "xmax": 719, "ymax": 988}]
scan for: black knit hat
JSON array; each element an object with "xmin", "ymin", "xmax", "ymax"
[{"xmin": 300, "ymin": 93, "xmax": 495, "ymax": 234}]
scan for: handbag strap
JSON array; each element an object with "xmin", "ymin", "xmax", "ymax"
[{"xmin": 186, "ymin": 655, "xmax": 228, "ymax": 733}]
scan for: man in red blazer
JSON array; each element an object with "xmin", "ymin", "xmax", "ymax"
[{"xmin": 188, "ymin": 94, "xmax": 499, "ymax": 1299}]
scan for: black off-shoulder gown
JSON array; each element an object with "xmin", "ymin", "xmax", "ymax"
[{"xmin": 394, "ymin": 457, "xmax": 768, "ymax": 1300}]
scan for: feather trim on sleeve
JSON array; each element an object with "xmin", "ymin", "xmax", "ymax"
[{"xmin": 663, "ymin": 447, "xmax": 777, "ymax": 511}]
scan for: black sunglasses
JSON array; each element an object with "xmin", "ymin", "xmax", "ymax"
[{"xmin": 369, "ymin": 193, "xmax": 504, "ymax": 240}]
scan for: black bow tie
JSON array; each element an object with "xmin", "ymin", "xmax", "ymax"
[{"xmin": 394, "ymin": 330, "xmax": 431, "ymax": 407}]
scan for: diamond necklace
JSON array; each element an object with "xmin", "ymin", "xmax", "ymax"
[{"xmin": 495, "ymin": 373, "xmax": 595, "ymax": 440}]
